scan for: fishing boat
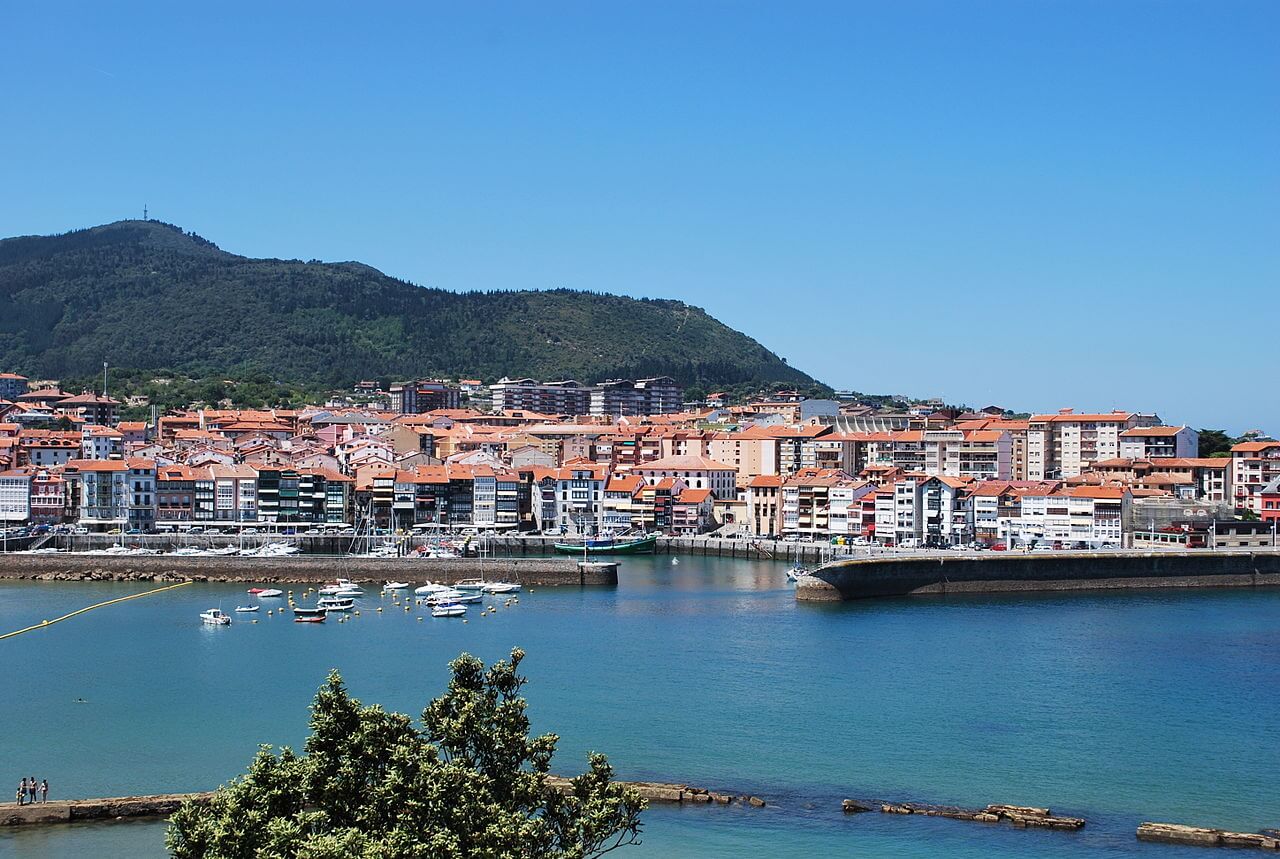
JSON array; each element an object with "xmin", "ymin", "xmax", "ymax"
[
  {"xmin": 553, "ymin": 534, "xmax": 658, "ymax": 555},
  {"xmin": 431, "ymin": 604, "xmax": 467, "ymax": 618},
  {"xmin": 317, "ymin": 596, "xmax": 355, "ymax": 612},
  {"xmin": 256, "ymin": 588, "xmax": 284, "ymax": 598},
  {"xmin": 294, "ymin": 614, "xmax": 326, "ymax": 624},
  {"xmin": 200, "ymin": 608, "xmax": 232, "ymax": 626},
  {"xmin": 292, "ymin": 607, "xmax": 326, "ymax": 620}
]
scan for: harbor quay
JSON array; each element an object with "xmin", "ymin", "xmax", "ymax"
[
  {"xmin": 0, "ymin": 553, "xmax": 618, "ymax": 587},
  {"xmin": 797, "ymin": 548, "xmax": 1280, "ymax": 601}
]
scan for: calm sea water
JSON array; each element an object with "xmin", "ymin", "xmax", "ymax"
[{"xmin": 1, "ymin": 556, "xmax": 1277, "ymax": 858}]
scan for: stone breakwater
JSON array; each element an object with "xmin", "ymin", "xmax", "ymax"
[
  {"xmin": 843, "ymin": 799, "xmax": 1085, "ymax": 831},
  {"xmin": 1137, "ymin": 822, "xmax": 1280, "ymax": 850},
  {"xmin": 0, "ymin": 553, "xmax": 618, "ymax": 588},
  {"xmin": 797, "ymin": 549, "xmax": 1280, "ymax": 601},
  {"xmin": 0, "ymin": 781, "xmax": 763, "ymax": 827}
]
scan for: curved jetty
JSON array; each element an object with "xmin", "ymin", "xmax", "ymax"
[{"xmin": 797, "ymin": 549, "xmax": 1280, "ymax": 602}]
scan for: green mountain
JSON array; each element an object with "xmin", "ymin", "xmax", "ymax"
[{"xmin": 0, "ymin": 220, "xmax": 818, "ymax": 390}]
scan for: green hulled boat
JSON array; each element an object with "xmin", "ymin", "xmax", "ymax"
[{"xmin": 553, "ymin": 534, "xmax": 658, "ymax": 555}]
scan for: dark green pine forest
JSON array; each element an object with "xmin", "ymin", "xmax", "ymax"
[{"xmin": 0, "ymin": 220, "xmax": 819, "ymax": 390}]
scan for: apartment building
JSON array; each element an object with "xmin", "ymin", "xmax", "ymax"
[
  {"xmin": 490, "ymin": 379, "xmax": 592, "ymax": 415},
  {"xmin": 0, "ymin": 469, "xmax": 30, "ymax": 523},
  {"xmin": 602, "ymin": 474, "xmax": 645, "ymax": 532},
  {"xmin": 780, "ymin": 468, "xmax": 860, "ymax": 538},
  {"xmin": 1119, "ymin": 426, "xmax": 1198, "ymax": 460},
  {"xmin": 633, "ymin": 455, "xmax": 737, "ymax": 500},
  {"xmin": 774, "ymin": 426, "xmax": 832, "ymax": 477},
  {"xmin": 745, "ymin": 475, "xmax": 783, "ymax": 537},
  {"xmin": 65, "ymin": 459, "xmax": 129, "ymax": 530},
  {"xmin": 1026, "ymin": 410, "xmax": 1161, "ymax": 479},
  {"xmin": 0, "ymin": 373, "xmax": 29, "ymax": 401},
  {"xmin": 1230, "ymin": 440, "xmax": 1280, "ymax": 515},
  {"xmin": 391, "ymin": 380, "xmax": 461, "ymax": 414},
  {"xmin": 589, "ymin": 377, "xmax": 683, "ymax": 417},
  {"xmin": 706, "ymin": 427, "xmax": 780, "ymax": 482},
  {"xmin": 1008, "ymin": 486, "xmax": 1130, "ymax": 547},
  {"xmin": 1083, "ymin": 458, "xmax": 1228, "ymax": 501}
]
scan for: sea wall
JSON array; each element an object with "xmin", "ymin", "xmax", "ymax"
[
  {"xmin": 796, "ymin": 550, "xmax": 1280, "ymax": 601},
  {"xmin": 0, "ymin": 554, "xmax": 617, "ymax": 587}
]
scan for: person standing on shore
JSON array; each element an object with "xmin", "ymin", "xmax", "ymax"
[
  {"xmin": 28, "ymin": 776, "xmax": 37, "ymax": 804},
  {"xmin": 17, "ymin": 778, "xmax": 26, "ymax": 806},
  {"xmin": 41, "ymin": 779, "xmax": 48, "ymax": 803}
]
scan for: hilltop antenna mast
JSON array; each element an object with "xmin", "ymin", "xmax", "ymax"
[{"xmin": 143, "ymin": 205, "xmax": 148, "ymax": 221}]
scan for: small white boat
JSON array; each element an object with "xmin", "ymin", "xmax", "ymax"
[
  {"xmin": 431, "ymin": 604, "xmax": 467, "ymax": 618},
  {"xmin": 200, "ymin": 608, "xmax": 232, "ymax": 625},
  {"xmin": 414, "ymin": 582, "xmax": 452, "ymax": 596},
  {"xmin": 786, "ymin": 566, "xmax": 808, "ymax": 582},
  {"xmin": 256, "ymin": 588, "xmax": 284, "ymax": 598},
  {"xmin": 171, "ymin": 547, "xmax": 206, "ymax": 556},
  {"xmin": 481, "ymin": 582, "xmax": 521, "ymax": 595},
  {"xmin": 317, "ymin": 596, "xmax": 355, "ymax": 612},
  {"xmin": 234, "ymin": 605, "xmax": 260, "ymax": 613},
  {"xmin": 425, "ymin": 589, "xmax": 482, "ymax": 605},
  {"xmin": 208, "ymin": 545, "xmax": 240, "ymax": 556},
  {"xmin": 383, "ymin": 581, "xmax": 410, "ymax": 591}
]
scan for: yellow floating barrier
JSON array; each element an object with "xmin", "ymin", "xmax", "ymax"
[{"xmin": 0, "ymin": 581, "xmax": 194, "ymax": 640}]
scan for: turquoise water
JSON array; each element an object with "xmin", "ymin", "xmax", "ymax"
[{"xmin": 2, "ymin": 557, "xmax": 1277, "ymax": 857}]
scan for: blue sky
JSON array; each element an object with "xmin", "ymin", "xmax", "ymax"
[{"xmin": 2, "ymin": 2, "xmax": 1276, "ymax": 432}]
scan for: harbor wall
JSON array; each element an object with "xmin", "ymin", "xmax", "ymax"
[
  {"xmin": 0, "ymin": 554, "xmax": 617, "ymax": 587},
  {"xmin": 33, "ymin": 533, "xmax": 833, "ymax": 563},
  {"xmin": 796, "ymin": 550, "xmax": 1280, "ymax": 601}
]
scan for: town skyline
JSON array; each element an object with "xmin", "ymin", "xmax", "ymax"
[{"xmin": 3, "ymin": 2, "xmax": 1276, "ymax": 432}]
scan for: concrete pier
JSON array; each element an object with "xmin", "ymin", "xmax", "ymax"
[
  {"xmin": 796, "ymin": 550, "xmax": 1280, "ymax": 601},
  {"xmin": 0, "ymin": 553, "xmax": 617, "ymax": 588}
]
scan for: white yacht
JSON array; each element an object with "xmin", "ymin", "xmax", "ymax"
[{"xmin": 200, "ymin": 608, "xmax": 232, "ymax": 626}]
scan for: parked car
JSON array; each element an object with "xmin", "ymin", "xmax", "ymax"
[{"xmin": 990, "ymin": 542, "xmax": 1007, "ymax": 551}]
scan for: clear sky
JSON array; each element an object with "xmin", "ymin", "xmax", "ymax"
[{"xmin": 2, "ymin": 2, "xmax": 1275, "ymax": 433}]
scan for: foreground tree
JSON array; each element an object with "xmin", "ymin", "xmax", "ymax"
[{"xmin": 167, "ymin": 649, "xmax": 645, "ymax": 858}]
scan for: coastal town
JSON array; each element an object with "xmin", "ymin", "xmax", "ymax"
[{"xmin": 1, "ymin": 371, "xmax": 1276, "ymax": 551}]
